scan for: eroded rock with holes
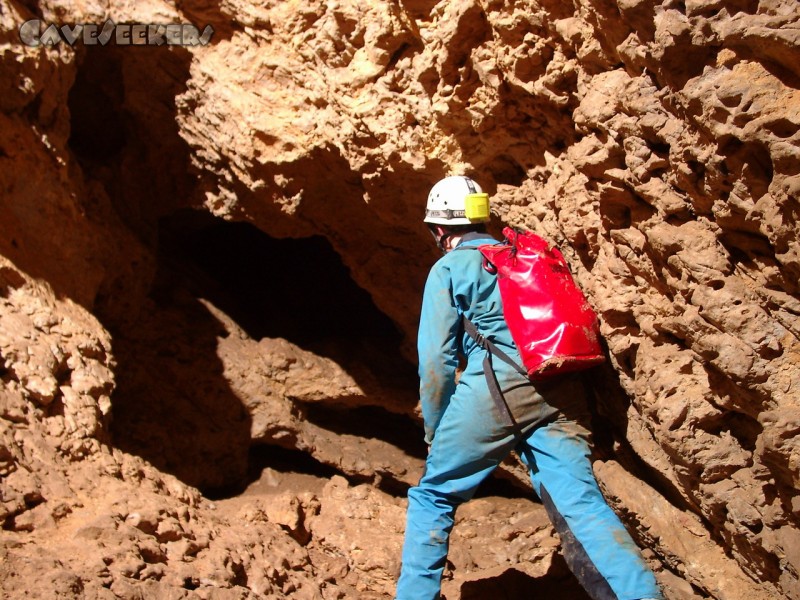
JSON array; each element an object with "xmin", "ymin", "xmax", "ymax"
[{"xmin": 2, "ymin": 0, "xmax": 800, "ymax": 598}]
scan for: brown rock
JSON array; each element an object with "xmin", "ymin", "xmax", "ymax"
[{"xmin": 2, "ymin": 0, "xmax": 799, "ymax": 598}]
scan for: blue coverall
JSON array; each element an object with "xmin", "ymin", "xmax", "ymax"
[{"xmin": 396, "ymin": 232, "xmax": 663, "ymax": 600}]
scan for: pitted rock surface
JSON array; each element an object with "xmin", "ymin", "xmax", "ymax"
[{"xmin": 2, "ymin": 0, "xmax": 799, "ymax": 598}]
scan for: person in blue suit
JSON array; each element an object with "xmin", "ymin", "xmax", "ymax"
[{"xmin": 395, "ymin": 176, "xmax": 663, "ymax": 600}]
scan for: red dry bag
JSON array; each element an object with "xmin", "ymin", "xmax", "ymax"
[{"xmin": 479, "ymin": 227, "xmax": 605, "ymax": 380}]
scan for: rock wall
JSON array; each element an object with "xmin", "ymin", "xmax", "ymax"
[{"xmin": 1, "ymin": 0, "xmax": 799, "ymax": 598}]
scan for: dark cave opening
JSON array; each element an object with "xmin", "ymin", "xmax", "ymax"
[
  {"xmin": 67, "ymin": 48, "xmax": 127, "ymax": 162},
  {"xmin": 104, "ymin": 203, "xmax": 424, "ymax": 496},
  {"xmin": 66, "ymin": 43, "xmax": 194, "ymax": 247},
  {"xmin": 158, "ymin": 209, "xmax": 417, "ymax": 387}
]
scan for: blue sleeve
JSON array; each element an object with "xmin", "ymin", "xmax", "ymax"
[{"xmin": 417, "ymin": 261, "xmax": 461, "ymax": 444}]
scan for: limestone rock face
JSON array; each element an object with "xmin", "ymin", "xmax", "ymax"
[{"xmin": 1, "ymin": 0, "xmax": 799, "ymax": 598}]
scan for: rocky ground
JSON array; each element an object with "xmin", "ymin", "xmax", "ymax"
[{"xmin": 2, "ymin": 0, "xmax": 799, "ymax": 598}]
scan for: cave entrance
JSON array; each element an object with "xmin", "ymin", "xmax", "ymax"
[
  {"xmin": 106, "ymin": 208, "xmax": 422, "ymax": 497},
  {"xmin": 158, "ymin": 209, "xmax": 418, "ymax": 390}
]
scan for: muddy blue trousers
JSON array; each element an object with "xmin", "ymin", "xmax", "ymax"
[{"xmin": 395, "ymin": 377, "xmax": 663, "ymax": 600}]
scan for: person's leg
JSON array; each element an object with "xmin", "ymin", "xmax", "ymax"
[
  {"xmin": 395, "ymin": 480, "xmax": 459, "ymax": 600},
  {"xmin": 395, "ymin": 385, "xmax": 518, "ymax": 600},
  {"xmin": 519, "ymin": 415, "xmax": 663, "ymax": 600}
]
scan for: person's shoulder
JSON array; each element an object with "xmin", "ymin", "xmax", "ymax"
[
  {"xmin": 427, "ymin": 253, "xmax": 452, "ymax": 277},
  {"xmin": 426, "ymin": 247, "xmax": 478, "ymax": 281},
  {"xmin": 439, "ymin": 247, "xmax": 475, "ymax": 265},
  {"xmin": 450, "ymin": 245, "xmax": 484, "ymax": 263}
]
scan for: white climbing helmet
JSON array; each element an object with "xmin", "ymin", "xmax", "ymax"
[{"xmin": 424, "ymin": 176, "xmax": 491, "ymax": 225}]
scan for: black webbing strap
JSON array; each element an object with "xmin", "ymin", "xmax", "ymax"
[
  {"xmin": 463, "ymin": 316, "xmax": 526, "ymax": 441},
  {"xmin": 463, "ymin": 317, "xmax": 527, "ymax": 377}
]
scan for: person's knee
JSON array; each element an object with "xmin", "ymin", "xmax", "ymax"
[{"xmin": 407, "ymin": 484, "xmax": 461, "ymax": 514}]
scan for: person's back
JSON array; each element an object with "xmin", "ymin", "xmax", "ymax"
[{"xmin": 417, "ymin": 231, "xmax": 530, "ymax": 442}]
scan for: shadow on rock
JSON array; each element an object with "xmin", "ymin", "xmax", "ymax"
[
  {"xmin": 107, "ymin": 262, "xmax": 252, "ymax": 495},
  {"xmin": 457, "ymin": 554, "xmax": 591, "ymax": 600}
]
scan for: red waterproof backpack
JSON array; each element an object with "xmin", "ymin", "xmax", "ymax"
[{"xmin": 465, "ymin": 227, "xmax": 605, "ymax": 381}]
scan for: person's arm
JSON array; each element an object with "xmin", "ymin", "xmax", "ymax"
[{"xmin": 417, "ymin": 262, "xmax": 461, "ymax": 445}]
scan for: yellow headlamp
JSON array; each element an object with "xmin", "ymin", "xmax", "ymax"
[{"xmin": 464, "ymin": 193, "xmax": 490, "ymax": 222}]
